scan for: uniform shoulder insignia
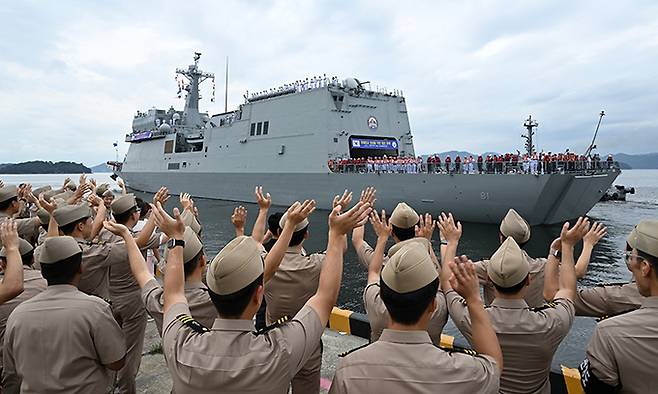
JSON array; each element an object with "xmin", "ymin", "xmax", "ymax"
[
  {"xmin": 176, "ymin": 314, "xmax": 210, "ymax": 334},
  {"xmin": 438, "ymin": 345, "xmax": 479, "ymax": 357},
  {"xmin": 530, "ymin": 302, "xmax": 557, "ymax": 312},
  {"xmin": 596, "ymin": 308, "xmax": 635, "ymax": 322},
  {"xmin": 596, "ymin": 281, "xmax": 628, "ymax": 287},
  {"xmin": 339, "ymin": 342, "xmax": 370, "ymax": 358},
  {"xmin": 254, "ymin": 316, "xmax": 290, "ymax": 335}
]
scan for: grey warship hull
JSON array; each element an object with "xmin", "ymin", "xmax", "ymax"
[
  {"xmin": 115, "ymin": 55, "xmax": 619, "ymax": 225},
  {"xmin": 117, "ymin": 170, "xmax": 619, "ymax": 225}
]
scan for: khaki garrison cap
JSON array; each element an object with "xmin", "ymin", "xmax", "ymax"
[
  {"xmin": 627, "ymin": 220, "xmax": 658, "ymax": 257},
  {"xmin": 95, "ymin": 184, "xmax": 109, "ymax": 197},
  {"xmin": 37, "ymin": 208, "xmax": 51, "ymax": 225},
  {"xmin": 181, "ymin": 210, "xmax": 202, "ymax": 235},
  {"xmin": 499, "ymin": 208, "xmax": 531, "ymax": 244},
  {"xmin": 183, "ymin": 226, "xmax": 203, "ymax": 264},
  {"xmin": 111, "ymin": 194, "xmax": 137, "ymax": 215},
  {"xmin": 0, "ymin": 185, "xmax": 18, "ymax": 203},
  {"xmin": 0, "ymin": 238, "xmax": 34, "ymax": 258},
  {"xmin": 53, "ymin": 204, "xmax": 91, "ymax": 227},
  {"xmin": 487, "ymin": 237, "xmax": 530, "ymax": 288},
  {"xmin": 32, "ymin": 185, "xmax": 52, "ymax": 197},
  {"xmin": 387, "ymin": 237, "xmax": 431, "ymax": 258},
  {"xmin": 381, "ymin": 242, "xmax": 438, "ymax": 293},
  {"xmin": 42, "ymin": 189, "xmax": 59, "ymax": 200},
  {"xmin": 39, "ymin": 236, "xmax": 82, "ymax": 264},
  {"xmin": 390, "ymin": 202, "xmax": 419, "ymax": 229},
  {"xmin": 207, "ymin": 236, "xmax": 263, "ymax": 295},
  {"xmin": 65, "ymin": 182, "xmax": 77, "ymax": 192},
  {"xmin": 102, "ymin": 189, "xmax": 114, "ymax": 198},
  {"xmin": 279, "ymin": 212, "xmax": 309, "ymax": 232}
]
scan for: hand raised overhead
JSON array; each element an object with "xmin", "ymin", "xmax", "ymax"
[
  {"xmin": 255, "ymin": 186, "xmax": 271, "ymax": 210},
  {"xmin": 448, "ymin": 255, "xmax": 481, "ymax": 303},
  {"xmin": 560, "ymin": 217, "xmax": 590, "ymax": 246},
  {"xmin": 150, "ymin": 202, "xmax": 185, "ymax": 239},
  {"xmin": 329, "ymin": 201, "xmax": 371, "ymax": 236},
  {"xmin": 437, "ymin": 212, "xmax": 462, "ymax": 243},
  {"xmin": 370, "ymin": 209, "xmax": 391, "ymax": 239}
]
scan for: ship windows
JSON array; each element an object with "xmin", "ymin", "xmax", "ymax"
[
  {"xmin": 256, "ymin": 122, "xmax": 262, "ymax": 135},
  {"xmin": 164, "ymin": 140, "xmax": 174, "ymax": 154},
  {"xmin": 250, "ymin": 121, "xmax": 270, "ymax": 137},
  {"xmin": 250, "ymin": 123, "xmax": 256, "ymax": 136},
  {"xmin": 167, "ymin": 162, "xmax": 180, "ymax": 170},
  {"xmin": 263, "ymin": 121, "xmax": 269, "ymax": 135}
]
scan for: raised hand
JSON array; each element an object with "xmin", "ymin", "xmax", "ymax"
[
  {"xmin": 79, "ymin": 174, "xmax": 87, "ymax": 188},
  {"xmin": 584, "ymin": 222, "xmax": 607, "ymax": 246},
  {"xmin": 255, "ymin": 186, "xmax": 271, "ymax": 210},
  {"xmin": 415, "ymin": 213, "xmax": 435, "ymax": 240},
  {"xmin": 287, "ymin": 200, "xmax": 316, "ymax": 226},
  {"xmin": 150, "ymin": 202, "xmax": 185, "ymax": 239},
  {"xmin": 70, "ymin": 183, "xmax": 92, "ymax": 203},
  {"xmin": 231, "ymin": 206, "xmax": 247, "ymax": 229},
  {"xmin": 329, "ymin": 201, "xmax": 371, "ymax": 235},
  {"xmin": 549, "ymin": 237, "xmax": 561, "ymax": 254},
  {"xmin": 370, "ymin": 209, "xmax": 391, "ymax": 239},
  {"xmin": 332, "ymin": 189, "xmax": 353, "ymax": 210},
  {"xmin": 102, "ymin": 220, "xmax": 131, "ymax": 238},
  {"xmin": 62, "ymin": 177, "xmax": 71, "ymax": 189},
  {"xmin": 437, "ymin": 212, "xmax": 462, "ymax": 243},
  {"xmin": 88, "ymin": 178, "xmax": 97, "ymax": 191},
  {"xmin": 560, "ymin": 217, "xmax": 590, "ymax": 246},
  {"xmin": 87, "ymin": 194, "xmax": 102, "ymax": 207},
  {"xmin": 0, "ymin": 220, "xmax": 19, "ymax": 252},
  {"xmin": 38, "ymin": 193, "xmax": 57, "ymax": 214},
  {"xmin": 448, "ymin": 255, "xmax": 481, "ymax": 302},
  {"xmin": 153, "ymin": 187, "xmax": 170, "ymax": 205},
  {"xmin": 17, "ymin": 184, "xmax": 31, "ymax": 200},
  {"xmin": 359, "ymin": 186, "xmax": 376, "ymax": 206},
  {"xmin": 180, "ymin": 193, "xmax": 193, "ymax": 211}
]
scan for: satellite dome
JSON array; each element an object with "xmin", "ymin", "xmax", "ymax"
[
  {"xmin": 159, "ymin": 123, "xmax": 172, "ymax": 132},
  {"xmin": 343, "ymin": 78, "xmax": 360, "ymax": 90}
]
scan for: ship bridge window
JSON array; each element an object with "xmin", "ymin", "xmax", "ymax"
[
  {"xmin": 348, "ymin": 135, "xmax": 399, "ymax": 159},
  {"xmin": 164, "ymin": 140, "xmax": 174, "ymax": 154},
  {"xmin": 250, "ymin": 123, "xmax": 256, "ymax": 136},
  {"xmin": 250, "ymin": 121, "xmax": 270, "ymax": 137},
  {"xmin": 256, "ymin": 122, "xmax": 262, "ymax": 135},
  {"xmin": 263, "ymin": 121, "xmax": 269, "ymax": 135}
]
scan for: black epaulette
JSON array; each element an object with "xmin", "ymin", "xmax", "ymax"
[
  {"xmin": 176, "ymin": 314, "xmax": 210, "ymax": 334},
  {"xmin": 596, "ymin": 281, "xmax": 629, "ymax": 287},
  {"xmin": 596, "ymin": 309, "xmax": 635, "ymax": 322},
  {"xmin": 438, "ymin": 345, "xmax": 479, "ymax": 357},
  {"xmin": 530, "ymin": 301, "xmax": 558, "ymax": 312},
  {"xmin": 339, "ymin": 342, "xmax": 371, "ymax": 358},
  {"xmin": 254, "ymin": 316, "xmax": 289, "ymax": 335}
]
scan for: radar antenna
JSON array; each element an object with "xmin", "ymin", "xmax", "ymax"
[
  {"xmin": 521, "ymin": 115, "xmax": 538, "ymax": 156},
  {"xmin": 584, "ymin": 110, "xmax": 605, "ymax": 157},
  {"xmin": 176, "ymin": 52, "xmax": 214, "ymax": 128}
]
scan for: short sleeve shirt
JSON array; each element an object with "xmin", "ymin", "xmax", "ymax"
[
  {"xmin": 162, "ymin": 302, "xmax": 324, "ymax": 393},
  {"xmin": 574, "ymin": 282, "xmax": 642, "ymax": 317},
  {"xmin": 141, "ymin": 279, "xmax": 217, "ymax": 334},
  {"xmin": 76, "ymin": 237, "xmax": 125, "ymax": 300},
  {"xmin": 584, "ymin": 297, "xmax": 658, "ymax": 393},
  {"xmin": 2, "ymin": 285, "xmax": 126, "ymax": 393},
  {"xmin": 355, "ymin": 240, "xmax": 389, "ymax": 269},
  {"xmin": 446, "ymin": 291, "xmax": 574, "ymax": 394},
  {"xmin": 330, "ymin": 329, "xmax": 499, "ymax": 394}
]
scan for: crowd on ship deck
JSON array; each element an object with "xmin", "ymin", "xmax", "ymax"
[
  {"xmin": 246, "ymin": 75, "xmax": 340, "ymax": 101},
  {"xmin": 329, "ymin": 152, "xmax": 616, "ymax": 174},
  {"xmin": 0, "ymin": 174, "xmax": 654, "ymax": 394}
]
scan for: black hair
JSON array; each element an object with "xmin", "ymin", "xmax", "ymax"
[
  {"xmin": 492, "ymin": 274, "xmax": 529, "ymax": 295},
  {"xmin": 114, "ymin": 206, "xmax": 137, "ymax": 225},
  {"xmin": 392, "ymin": 224, "xmax": 416, "ymax": 241},
  {"xmin": 183, "ymin": 250, "xmax": 204, "ymax": 278},
  {"xmin": 499, "ymin": 233, "xmax": 528, "ymax": 249},
  {"xmin": 136, "ymin": 198, "xmax": 150, "ymax": 220},
  {"xmin": 268, "ymin": 212, "xmax": 284, "ymax": 234},
  {"xmin": 208, "ymin": 273, "xmax": 264, "ymax": 318},
  {"xmin": 41, "ymin": 252, "xmax": 82, "ymax": 285},
  {"xmin": 59, "ymin": 217, "xmax": 89, "ymax": 236},
  {"xmin": 627, "ymin": 242, "xmax": 658, "ymax": 273},
  {"xmin": 380, "ymin": 277, "xmax": 439, "ymax": 325},
  {"xmin": 288, "ymin": 227, "xmax": 308, "ymax": 247},
  {"xmin": 21, "ymin": 251, "xmax": 34, "ymax": 266},
  {"xmin": 0, "ymin": 197, "xmax": 18, "ymax": 211}
]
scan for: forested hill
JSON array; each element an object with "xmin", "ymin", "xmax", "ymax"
[{"xmin": 0, "ymin": 161, "xmax": 91, "ymax": 174}]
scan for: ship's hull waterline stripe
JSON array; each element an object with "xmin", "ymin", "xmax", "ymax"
[{"xmin": 328, "ymin": 306, "xmax": 584, "ymax": 394}]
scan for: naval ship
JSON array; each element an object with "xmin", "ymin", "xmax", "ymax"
[{"xmin": 111, "ymin": 53, "xmax": 619, "ymax": 225}]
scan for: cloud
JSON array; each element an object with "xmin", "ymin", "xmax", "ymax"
[{"xmin": 1, "ymin": 0, "xmax": 658, "ymax": 167}]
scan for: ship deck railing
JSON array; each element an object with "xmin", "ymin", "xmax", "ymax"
[{"xmin": 329, "ymin": 161, "xmax": 620, "ymax": 176}]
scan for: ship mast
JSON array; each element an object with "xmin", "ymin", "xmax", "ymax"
[
  {"xmin": 176, "ymin": 52, "xmax": 214, "ymax": 128},
  {"xmin": 522, "ymin": 115, "xmax": 538, "ymax": 156}
]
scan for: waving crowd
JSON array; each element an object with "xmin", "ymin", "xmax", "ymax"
[{"xmin": 0, "ymin": 175, "xmax": 654, "ymax": 394}]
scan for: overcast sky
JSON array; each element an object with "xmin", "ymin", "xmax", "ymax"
[{"xmin": 2, "ymin": 0, "xmax": 657, "ymax": 166}]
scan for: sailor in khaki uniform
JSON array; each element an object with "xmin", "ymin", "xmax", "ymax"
[
  {"xmin": 580, "ymin": 220, "xmax": 658, "ymax": 394},
  {"xmin": 0, "ymin": 185, "xmax": 40, "ymax": 248},
  {"xmin": 103, "ymin": 221, "xmax": 217, "ymax": 334},
  {"xmin": 331, "ymin": 239, "xmax": 502, "ymax": 394},
  {"xmin": 49, "ymin": 203, "xmax": 122, "ymax": 300},
  {"xmin": 265, "ymin": 210, "xmax": 324, "ymax": 394},
  {"xmin": 363, "ymin": 204, "xmax": 447, "ymax": 345},
  {"xmin": 0, "ymin": 238, "xmax": 47, "ymax": 374},
  {"xmin": 2, "ymin": 236, "xmax": 126, "ymax": 393},
  {"xmin": 440, "ymin": 213, "xmax": 588, "ymax": 394},
  {"xmin": 153, "ymin": 198, "xmax": 370, "ymax": 394}
]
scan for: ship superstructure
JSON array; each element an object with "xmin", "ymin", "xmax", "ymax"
[{"xmin": 113, "ymin": 53, "xmax": 619, "ymax": 225}]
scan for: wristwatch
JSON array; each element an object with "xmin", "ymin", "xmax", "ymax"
[
  {"xmin": 167, "ymin": 239, "xmax": 185, "ymax": 249},
  {"xmin": 552, "ymin": 249, "xmax": 561, "ymax": 259}
]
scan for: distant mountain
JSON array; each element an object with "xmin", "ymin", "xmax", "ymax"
[
  {"xmin": 90, "ymin": 163, "xmax": 112, "ymax": 173},
  {"xmin": 0, "ymin": 161, "xmax": 91, "ymax": 174},
  {"xmin": 611, "ymin": 153, "xmax": 658, "ymax": 169}
]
